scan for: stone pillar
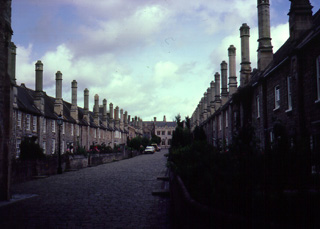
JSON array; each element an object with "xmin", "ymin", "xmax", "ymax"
[
  {"xmin": 221, "ymin": 61, "xmax": 229, "ymax": 105},
  {"xmin": 34, "ymin": 60, "xmax": 44, "ymax": 113},
  {"xmin": 94, "ymin": 94, "xmax": 99, "ymax": 125},
  {"xmin": 228, "ymin": 45, "xmax": 238, "ymax": 96},
  {"xmin": 215, "ymin": 72, "xmax": 221, "ymax": 110},
  {"xmin": 240, "ymin": 23, "xmax": 252, "ymax": 86},
  {"xmin": 54, "ymin": 71, "xmax": 63, "ymax": 115},
  {"xmin": 102, "ymin": 99, "xmax": 107, "ymax": 126},
  {"xmin": 83, "ymin": 88, "xmax": 89, "ymax": 123},
  {"xmin": 257, "ymin": 0, "xmax": 273, "ymax": 71},
  {"xmin": 70, "ymin": 80, "xmax": 78, "ymax": 122}
]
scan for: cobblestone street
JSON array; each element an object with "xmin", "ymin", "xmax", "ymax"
[{"xmin": 0, "ymin": 150, "xmax": 171, "ymax": 229}]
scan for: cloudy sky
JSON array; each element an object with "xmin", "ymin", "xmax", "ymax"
[{"xmin": 12, "ymin": 0, "xmax": 320, "ymax": 122}]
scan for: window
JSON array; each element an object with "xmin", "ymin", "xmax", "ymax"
[
  {"xmin": 219, "ymin": 115, "xmax": 222, "ymax": 131},
  {"xmin": 71, "ymin": 124, "xmax": 74, "ymax": 136},
  {"xmin": 16, "ymin": 139, "xmax": 21, "ymax": 158},
  {"xmin": 52, "ymin": 139, "xmax": 56, "ymax": 154},
  {"xmin": 77, "ymin": 125, "xmax": 80, "ymax": 136},
  {"xmin": 62, "ymin": 122, "xmax": 65, "ymax": 135},
  {"xmin": 98, "ymin": 128, "xmax": 101, "ymax": 139},
  {"xmin": 168, "ymin": 131, "xmax": 171, "ymax": 135},
  {"xmin": 94, "ymin": 128, "xmax": 97, "ymax": 138},
  {"xmin": 270, "ymin": 131, "xmax": 274, "ymax": 143},
  {"xmin": 43, "ymin": 141, "xmax": 46, "ymax": 155},
  {"xmin": 317, "ymin": 56, "xmax": 320, "ymax": 101},
  {"xmin": 52, "ymin": 120, "xmax": 55, "ymax": 133},
  {"xmin": 225, "ymin": 110, "xmax": 228, "ymax": 128},
  {"xmin": 26, "ymin": 114, "xmax": 31, "ymax": 131},
  {"xmin": 162, "ymin": 131, "xmax": 165, "ymax": 135},
  {"xmin": 287, "ymin": 76, "xmax": 292, "ymax": 110},
  {"xmin": 274, "ymin": 86, "xmax": 280, "ymax": 110},
  {"xmin": 33, "ymin": 116, "xmax": 37, "ymax": 132},
  {"xmin": 17, "ymin": 111, "xmax": 21, "ymax": 128},
  {"xmin": 256, "ymin": 95, "xmax": 260, "ymax": 118},
  {"xmin": 157, "ymin": 131, "xmax": 160, "ymax": 135},
  {"xmin": 62, "ymin": 140, "xmax": 65, "ymax": 154},
  {"xmin": 162, "ymin": 139, "xmax": 166, "ymax": 145},
  {"xmin": 43, "ymin": 118, "xmax": 46, "ymax": 133}
]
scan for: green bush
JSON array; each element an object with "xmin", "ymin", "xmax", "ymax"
[{"xmin": 19, "ymin": 136, "xmax": 45, "ymax": 160}]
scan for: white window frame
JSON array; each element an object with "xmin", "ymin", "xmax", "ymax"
[
  {"xmin": 43, "ymin": 141, "xmax": 46, "ymax": 155},
  {"xmin": 77, "ymin": 125, "xmax": 80, "ymax": 136},
  {"xmin": 43, "ymin": 118, "xmax": 46, "ymax": 133},
  {"xmin": 316, "ymin": 56, "xmax": 320, "ymax": 102},
  {"xmin": 62, "ymin": 140, "xmax": 65, "ymax": 154},
  {"xmin": 71, "ymin": 123, "xmax": 74, "ymax": 136},
  {"xmin": 256, "ymin": 95, "xmax": 260, "ymax": 118},
  {"xmin": 219, "ymin": 115, "xmax": 222, "ymax": 131},
  {"xmin": 17, "ymin": 111, "xmax": 22, "ymax": 128},
  {"xmin": 16, "ymin": 138, "xmax": 21, "ymax": 158},
  {"xmin": 287, "ymin": 76, "xmax": 292, "ymax": 111},
  {"xmin": 274, "ymin": 85, "xmax": 280, "ymax": 110},
  {"xmin": 225, "ymin": 110, "xmax": 228, "ymax": 128},
  {"xmin": 52, "ymin": 139, "xmax": 56, "ymax": 154},
  {"xmin": 62, "ymin": 122, "xmax": 65, "ymax": 135},
  {"xmin": 26, "ymin": 114, "xmax": 31, "ymax": 131},
  {"xmin": 98, "ymin": 128, "xmax": 101, "ymax": 139},
  {"xmin": 33, "ymin": 115, "xmax": 37, "ymax": 132},
  {"xmin": 52, "ymin": 120, "xmax": 55, "ymax": 133}
]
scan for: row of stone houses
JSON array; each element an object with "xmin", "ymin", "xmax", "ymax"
[
  {"xmin": 10, "ymin": 58, "xmax": 146, "ymax": 158},
  {"xmin": 191, "ymin": 0, "xmax": 320, "ymax": 158}
]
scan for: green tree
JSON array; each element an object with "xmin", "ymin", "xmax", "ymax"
[{"xmin": 151, "ymin": 134, "xmax": 161, "ymax": 145}]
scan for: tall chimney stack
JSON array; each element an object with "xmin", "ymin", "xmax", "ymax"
[
  {"xmin": 94, "ymin": 94, "xmax": 99, "ymax": 125},
  {"xmin": 240, "ymin": 23, "xmax": 252, "ymax": 86},
  {"xmin": 288, "ymin": 0, "xmax": 313, "ymax": 41},
  {"xmin": 228, "ymin": 45, "xmax": 237, "ymax": 95},
  {"xmin": 206, "ymin": 87, "xmax": 211, "ymax": 117},
  {"xmin": 203, "ymin": 92, "xmax": 208, "ymax": 120},
  {"xmin": 34, "ymin": 60, "xmax": 44, "ymax": 113},
  {"xmin": 221, "ymin": 61, "xmax": 229, "ymax": 105},
  {"xmin": 257, "ymin": 0, "xmax": 273, "ymax": 71},
  {"xmin": 54, "ymin": 71, "xmax": 63, "ymax": 115},
  {"xmin": 70, "ymin": 80, "xmax": 78, "ymax": 122},
  {"xmin": 102, "ymin": 99, "xmax": 107, "ymax": 126},
  {"xmin": 215, "ymin": 72, "xmax": 222, "ymax": 110},
  {"xmin": 114, "ymin": 106, "xmax": 120, "ymax": 129},
  {"xmin": 83, "ymin": 88, "xmax": 89, "ymax": 123},
  {"xmin": 109, "ymin": 103, "xmax": 114, "ymax": 128},
  {"xmin": 9, "ymin": 42, "xmax": 16, "ymax": 84},
  {"xmin": 210, "ymin": 80, "xmax": 216, "ymax": 114}
]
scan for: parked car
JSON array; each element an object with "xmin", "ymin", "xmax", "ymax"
[
  {"xmin": 144, "ymin": 146, "xmax": 155, "ymax": 154},
  {"xmin": 151, "ymin": 143, "xmax": 160, "ymax": 151}
]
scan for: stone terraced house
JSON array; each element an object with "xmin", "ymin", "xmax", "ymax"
[
  {"xmin": 191, "ymin": 0, "xmax": 320, "ymax": 162},
  {"xmin": 10, "ymin": 59, "xmax": 144, "ymax": 158}
]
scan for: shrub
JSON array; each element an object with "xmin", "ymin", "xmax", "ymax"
[{"xmin": 19, "ymin": 136, "xmax": 45, "ymax": 160}]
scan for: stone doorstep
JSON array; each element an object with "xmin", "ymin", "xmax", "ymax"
[{"xmin": 0, "ymin": 194, "xmax": 38, "ymax": 208}]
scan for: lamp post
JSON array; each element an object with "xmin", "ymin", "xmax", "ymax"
[{"xmin": 57, "ymin": 114, "xmax": 63, "ymax": 174}]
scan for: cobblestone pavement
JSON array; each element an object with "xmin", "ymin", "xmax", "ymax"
[{"xmin": 0, "ymin": 150, "xmax": 171, "ymax": 229}]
